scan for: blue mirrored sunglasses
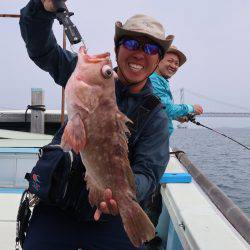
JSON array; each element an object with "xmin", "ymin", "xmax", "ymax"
[{"xmin": 119, "ymin": 39, "xmax": 162, "ymax": 56}]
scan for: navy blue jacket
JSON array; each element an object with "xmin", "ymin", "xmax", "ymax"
[{"xmin": 19, "ymin": 0, "xmax": 169, "ymax": 207}]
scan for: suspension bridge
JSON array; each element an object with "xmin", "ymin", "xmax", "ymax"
[
  {"xmin": 175, "ymin": 88, "xmax": 250, "ymax": 118},
  {"xmin": 0, "ymin": 88, "xmax": 249, "ymax": 118}
]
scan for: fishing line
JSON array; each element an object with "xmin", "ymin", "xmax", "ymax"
[{"xmin": 187, "ymin": 114, "xmax": 250, "ymax": 150}]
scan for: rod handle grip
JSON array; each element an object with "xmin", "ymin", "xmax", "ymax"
[{"xmin": 51, "ymin": 0, "xmax": 67, "ymax": 12}]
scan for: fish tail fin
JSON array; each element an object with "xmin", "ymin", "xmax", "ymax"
[
  {"xmin": 61, "ymin": 113, "xmax": 86, "ymax": 154},
  {"xmin": 119, "ymin": 197, "xmax": 155, "ymax": 247}
]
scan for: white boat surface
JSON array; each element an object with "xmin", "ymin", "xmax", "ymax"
[{"xmin": 157, "ymin": 153, "xmax": 249, "ymax": 249}]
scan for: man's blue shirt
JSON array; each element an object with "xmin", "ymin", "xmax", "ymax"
[{"xmin": 150, "ymin": 72, "xmax": 194, "ymax": 135}]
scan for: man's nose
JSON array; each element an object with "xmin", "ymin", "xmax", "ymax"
[{"xmin": 133, "ymin": 50, "xmax": 144, "ymax": 60}]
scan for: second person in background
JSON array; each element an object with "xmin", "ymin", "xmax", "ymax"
[{"xmin": 150, "ymin": 45, "xmax": 203, "ymax": 136}]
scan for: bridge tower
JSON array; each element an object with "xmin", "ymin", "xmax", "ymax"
[
  {"xmin": 180, "ymin": 87, "xmax": 185, "ymax": 104},
  {"xmin": 177, "ymin": 87, "xmax": 188, "ymax": 129}
]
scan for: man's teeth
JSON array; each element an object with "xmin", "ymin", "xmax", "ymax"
[{"xmin": 129, "ymin": 63, "xmax": 143, "ymax": 71}]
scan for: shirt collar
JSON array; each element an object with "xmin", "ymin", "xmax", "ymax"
[{"xmin": 152, "ymin": 72, "xmax": 169, "ymax": 83}]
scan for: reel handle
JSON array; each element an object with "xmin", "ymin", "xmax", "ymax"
[{"xmin": 187, "ymin": 113, "xmax": 196, "ymax": 122}]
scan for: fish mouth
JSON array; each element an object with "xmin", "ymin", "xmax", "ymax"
[{"xmin": 85, "ymin": 52, "xmax": 111, "ymax": 63}]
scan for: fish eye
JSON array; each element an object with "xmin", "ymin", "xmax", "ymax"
[{"xmin": 101, "ymin": 65, "xmax": 113, "ymax": 79}]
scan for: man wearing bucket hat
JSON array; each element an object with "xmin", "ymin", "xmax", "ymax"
[
  {"xmin": 19, "ymin": 1, "xmax": 173, "ymax": 249},
  {"xmin": 150, "ymin": 45, "xmax": 203, "ymax": 136},
  {"xmin": 114, "ymin": 14, "xmax": 174, "ymax": 86}
]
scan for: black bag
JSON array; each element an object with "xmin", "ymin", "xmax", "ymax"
[
  {"xmin": 26, "ymin": 143, "xmax": 88, "ymax": 213},
  {"xmin": 16, "ymin": 145, "xmax": 87, "ymax": 249},
  {"xmin": 25, "ymin": 144, "xmax": 72, "ymax": 204}
]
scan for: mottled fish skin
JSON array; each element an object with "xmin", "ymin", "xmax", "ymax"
[{"xmin": 61, "ymin": 47, "xmax": 155, "ymax": 247}]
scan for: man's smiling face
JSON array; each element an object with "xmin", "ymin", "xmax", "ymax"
[
  {"xmin": 158, "ymin": 52, "xmax": 180, "ymax": 79},
  {"xmin": 116, "ymin": 36, "xmax": 160, "ymax": 86}
]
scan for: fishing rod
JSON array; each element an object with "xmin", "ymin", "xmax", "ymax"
[
  {"xmin": 51, "ymin": 0, "xmax": 88, "ymax": 125},
  {"xmin": 51, "ymin": 0, "xmax": 87, "ymax": 50},
  {"xmin": 187, "ymin": 114, "xmax": 250, "ymax": 150}
]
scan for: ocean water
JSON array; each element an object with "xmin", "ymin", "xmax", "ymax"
[{"xmin": 170, "ymin": 127, "xmax": 250, "ymax": 218}]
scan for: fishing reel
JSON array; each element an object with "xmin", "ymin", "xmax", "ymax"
[
  {"xmin": 51, "ymin": 0, "xmax": 86, "ymax": 50},
  {"xmin": 187, "ymin": 113, "xmax": 196, "ymax": 123}
]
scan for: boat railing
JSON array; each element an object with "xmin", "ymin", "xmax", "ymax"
[{"xmin": 157, "ymin": 149, "xmax": 250, "ymax": 250}]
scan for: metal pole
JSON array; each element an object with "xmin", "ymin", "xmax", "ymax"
[
  {"xmin": 174, "ymin": 148, "xmax": 250, "ymax": 244},
  {"xmin": 61, "ymin": 30, "xmax": 66, "ymax": 125},
  {"xmin": 0, "ymin": 14, "xmax": 20, "ymax": 18},
  {"xmin": 31, "ymin": 88, "xmax": 45, "ymax": 134}
]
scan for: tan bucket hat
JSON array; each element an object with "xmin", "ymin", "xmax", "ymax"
[
  {"xmin": 114, "ymin": 14, "xmax": 174, "ymax": 54},
  {"xmin": 166, "ymin": 45, "xmax": 187, "ymax": 66}
]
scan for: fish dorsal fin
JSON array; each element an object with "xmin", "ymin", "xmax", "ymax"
[
  {"xmin": 116, "ymin": 112, "xmax": 137, "ymax": 194},
  {"xmin": 125, "ymin": 164, "xmax": 137, "ymax": 194}
]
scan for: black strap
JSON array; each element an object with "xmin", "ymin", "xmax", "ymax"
[
  {"xmin": 24, "ymin": 105, "xmax": 46, "ymax": 131},
  {"xmin": 127, "ymin": 94, "xmax": 162, "ymax": 146},
  {"xmin": 16, "ymin": 189, "xmax": 31, "ymax": 249}
]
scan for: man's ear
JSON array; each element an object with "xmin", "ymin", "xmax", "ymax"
[
  {"xmin": 155, "ymin": 55, "xmax": 161, "ymax": 70},
  {"xmin": 155, "ymin": 64, "xmax": 161, "ymax": 75}
]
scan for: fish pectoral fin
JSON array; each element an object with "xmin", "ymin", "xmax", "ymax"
[
  {"xmin": 61, "ymin": 113, "xmax": 86, "ymax": 154},
  {"xmin": 85, "ymin": 174, "xmax": 104, "ymax": 207}
]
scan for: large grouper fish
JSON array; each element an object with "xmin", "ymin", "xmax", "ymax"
[{"xmin": 61, "ymin": 47, "xmax": 155, "ymax": 247}]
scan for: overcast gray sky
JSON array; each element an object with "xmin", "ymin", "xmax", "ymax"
[{"xmin": 0, "ymin": 0, "xmax": 250, "ymax": 128}]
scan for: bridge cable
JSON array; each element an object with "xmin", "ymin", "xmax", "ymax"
[
  {"xmin": 0, "ymin": 106, "xmax": 21, "ymax": 111},
  {"xmin": 184, "ymin": 89, "xmax": 250, "ymax": 111},
  {"xmin": 187, "ymin": 114, "xmax": 250, "ymax": 150}
]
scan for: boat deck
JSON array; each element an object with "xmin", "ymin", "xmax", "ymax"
[{"xmin": 0, "ymin": 189, "xmax": 23, "ymax": 249}]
